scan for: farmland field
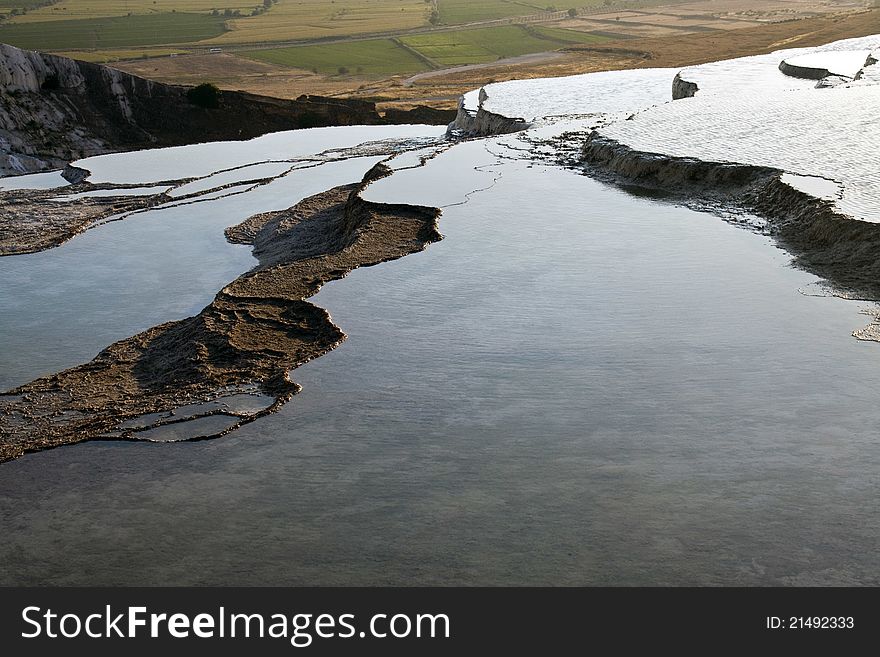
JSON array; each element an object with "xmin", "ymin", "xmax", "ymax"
[
  {"xmin": 240, "ymin": 39, "xmax": 429, "ymax": 75},
  {"xmin": 1, "ymin": 1, "xmax": 703, "ymax": 54},
  {"xmin": 3, "ymin": 0, "xmax": 593, "ymax": 27},
  {"xmin": 0, "ymin": 0, "xmax": 56, "ymax": 8},
  {"xmin": 435, "ymin": 0, "xmax": 587, "ymax": 25},
  {"xmin": 209, "ymin": 0, "xmax": 430, "ymax": 45},
  {"xmin": 1, "ymin": 1, "xmax": 607, "ymax": 47},
  {"xmin": 400, "ymin": 24, "xmax": 607, "ymax": 66},
  {"xmin": 4, "ymin": 0, "xmax": 430, "ymax": 45},
  {"xmin": 0, "ymin": 13, "xmax": 227, "ymax": 50},
  {"xmin": 527, "ymin": 25, "xmax": 613, "ymax": 44},
  {"xmin": 55, "ymin": 48, "xmax": 186, "ymax": 63},
  {"xmin": 4, "ymin": 0, "xmax": 252, "ymax": 22},
  {"xmin": 0, "ymin": 0, "xmax": 864, "ymax": 97},
  {"xmin": 240, "ymin": 24, "xmax": 614, "ymax": 75}
]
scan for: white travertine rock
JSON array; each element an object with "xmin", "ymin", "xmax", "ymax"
[{"xmin": 0, "ymin": 43, "xmax": 84, "ymax": 92}]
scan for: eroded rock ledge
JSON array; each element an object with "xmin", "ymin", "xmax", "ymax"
[
  {"xmin": 0, "ymin": 181, "xmax": 171, "ymax": 256},
  {"xmin": 448, "ymin": 89, "xmax": 529, "ymax": 137},
  {"xmin": 582, "ymin": 134, "xmax": 880, "ymax": 301},
  {"xmin": 0, "ymin": 163, "xmax": 442, "ymax": 463}
]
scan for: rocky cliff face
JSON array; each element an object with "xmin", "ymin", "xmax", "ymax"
[{"xmin": 0, "ymin": 43, "xmax": 447, "ymax": 177}]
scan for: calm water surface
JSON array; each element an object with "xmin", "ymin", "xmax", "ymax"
[
  {"xmin": 0, "ymin": 156, "xmax": 384, "ymax": 390},
  {"xmin": 1, "ymin": 155, "xmax": 879, "ymax": 585}
]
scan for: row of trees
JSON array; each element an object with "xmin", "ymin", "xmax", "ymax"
[{"xmin": 210, "ymin": 0, "xmax": 278, "ymax": 20}]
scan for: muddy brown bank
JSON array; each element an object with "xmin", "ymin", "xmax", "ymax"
[{"xmin": 0, "ymin": 163, "xmax": 441, "ymax": 462}]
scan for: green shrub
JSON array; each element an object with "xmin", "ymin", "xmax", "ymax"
[{"xmin": 186, "ymin": 82, "xmax": 220, "ymax": 109}]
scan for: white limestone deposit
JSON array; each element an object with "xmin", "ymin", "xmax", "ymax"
[
  {"xmin": 597, "ymin": 57, "xmax": 880, "ymax": 222},
  {"xmin": 452, "ymin": 33, "xmax": 880, "ymax": 224}
]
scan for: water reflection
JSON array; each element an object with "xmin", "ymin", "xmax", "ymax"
[{"xmin": 2, "ymin": 162, "xmax": 879, "ymax": 585}]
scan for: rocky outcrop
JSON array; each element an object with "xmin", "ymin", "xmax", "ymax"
[
  {"xmin": 672, "ymin": 72, "xmax": 699, "ymax": 99},
  {"xmin": 778, "ymin": 59, "xmax": 839, "ymax": 80},
  {"xmin": 0, "ymin": 44, "xmax": 453, "ymax": 177},
  {"xmin": 448, "ymin": 88, "xmax": 529, "ymax": 137},
  {"xmin": 582, "ymin": 133, "xmax": 880, "ymax": 301},
  {"xmin": 779, "ymin": 51, "xmax": 877, "ymax": 83},
  {"xmin": 383, "ymin": 105, "xmax": 457, "ymax": 125}
]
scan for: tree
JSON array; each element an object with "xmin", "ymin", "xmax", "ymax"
[
  {"xmin": 187, "ymin": 83, "xmax": 221, "ymax": 109},
  {"xmin": 568, "ymin": 8, "xmax": 577, "ymax": 17}
]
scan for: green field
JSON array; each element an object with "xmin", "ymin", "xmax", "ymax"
[
  {"xmin": 400, "ymin": 24, "xmax": 605, "ymax": 66},
  {"xmin": 437, "ymin": 0, "xmax": 532, "ymax": 24},
  {"xmin": 213, "ymin": 0, "xmax": 428, "ymax": 45},
  {"xmin": 5, "ymin": 0, "xmax": 251, "ymax": 21},
  {"xmin": 0, "ymin": 12, "xmax": 227, "ymax": 50},
  {"xmin": 527, "ymin": 25, "xmax": 612, "ymax": 44},
  {"xmin": 436, "ymin": 0, "xmax": 586, "ymax": 25},
  {"xmin": 0, "ymin": 0, "xmax": 55, "ymax": 7},
  {"xmin": 240, "ymin": 39, "xmax": 429, "ymax": 76},
  {"xmin": 0, "ymin": 1, "xmax": 623, "ymax": 57},
  {"xmin": 0, "ymin": 0, "xmax": 636, "ymax": 76},
  {"xmin": 241, "ymin": 24, "xmax": 614, "ymax": 74},
  {"xmin": 4, "ymin": 0, "xmax": 429, "ymax": 46}
]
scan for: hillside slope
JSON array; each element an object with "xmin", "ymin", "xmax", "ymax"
[{"xmin": 0, "ymin": 43, "xmax": 453, "ymax": 176}]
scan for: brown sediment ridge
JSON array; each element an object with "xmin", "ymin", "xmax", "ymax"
[
  {"xmin": 581, "ymin": 134, "xmax": 880, "ymax": 302},
  {"xmin": 0, "ymin": 180, "xmax": 174, "ymax": 256},
  {"xmin": 0, "ymin": 167, "xmax": 306, "ymax": 256},
  {"xmin": 0, "ymin": 163, "xmax": 442, "ymax": 463},
  {"xmin": 0, "ymin": 138, "xmax": 436, "ymax": 257}
]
